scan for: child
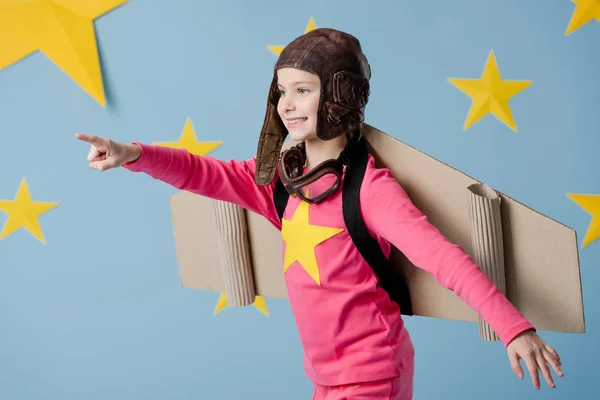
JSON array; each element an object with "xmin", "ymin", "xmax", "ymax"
[{"xmin": 76, "ymin": 28, "xmax": 563, "ymax": 399}]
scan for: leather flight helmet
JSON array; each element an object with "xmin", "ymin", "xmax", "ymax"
[{"xmin": 254, "ymin": 28, "xmax": 371, "ymax": 186}]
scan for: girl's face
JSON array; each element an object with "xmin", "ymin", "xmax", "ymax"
[{"xmin": 276, "ymin": 67, "xmax": 320, "ymax": 142}]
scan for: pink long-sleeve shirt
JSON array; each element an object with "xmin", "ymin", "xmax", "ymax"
[{"xmin": 123, "ymin": 143, "xmax": 535, "ymax": 386}]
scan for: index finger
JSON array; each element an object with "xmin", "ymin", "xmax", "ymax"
[{"xmin": 75, "ymin": 133, "xmax": 104, "ymax": 146}]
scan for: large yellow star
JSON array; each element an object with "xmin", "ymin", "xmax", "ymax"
[
  {"xmin": 567, "ymin": 193, "xmax": 600, "ymax": 248},
  {"xmin": 213, "ymin": 293, "xmax": 269, "ymax": 316},
  {"xmin": 0, "ymin": 178, "xmax": 58, "ymax": 244},
  {"xmin": 0, "ymin": 0, "xmax": 128, "ymax": 107},
  {"xmin": 267, "ymin": 17, "xmax": 317, "ymax": 56},
  {"xmin": 447, "ymin": 50, "xmax": 533, "ymax": 132},
  {"xmin": 565, "ymin": 0, "xmax": 600, "ymax": 35},
  {"xmin": 281, "ymin": 192, "xmax": 344, "ymax": 284},
  {"xmin": 152, "ymin": 117, "xmax": 223, "ymax": 156}
]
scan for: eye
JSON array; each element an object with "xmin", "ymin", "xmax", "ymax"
[{"xmin": 298, "ymin": 88, "xmax": 309, "ymax": 94}]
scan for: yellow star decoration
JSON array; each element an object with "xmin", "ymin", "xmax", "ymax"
[
  {"xmin": 213, "ymin": 293, "xmax": 269, "ymax": 317},
  {"xmin": 0, "ymin": 0, "xmax": 128, "ymax": 107},
  {"xmin": 281, "ymin": 191, "xmax": 344, "ymax": 284},
  {"xmin": 447, "ymin": 50, "xmax": 533, "ymax": 132},
  {"xmin": 152, "ymin": 117, "xmax": 223, "ymax": 156},
  {"xmin": 567, "ymin": 193, "xmax": 600, "ymax": 248},
  {"xmin": 565, "ymin": 0, "xmax": 600, "ymax": 35},
  {"xmin": 0, "ymin": 178, "xmax": 58, "ymax": 244},
  {"xmin": 267, "ymin": 16, "xmax": 317, "ymax": 56}
]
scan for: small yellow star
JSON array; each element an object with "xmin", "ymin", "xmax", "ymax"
[
  {"xmin": 448, "ymin": 50, "xmax": 533, "ymax": 132},
  {"xmin": 213, "ymin": 292, "xmax": 269, "ymax": 316},
  {"xmin": 0, "ymin": 0, "xmax": 128, "ymax": 107},
  {"xmin": 152, "ymin": 117, "xmax": 222, "ymax": 156},
  {"xmin": 567, "ymin": 193, "xmax": 600, "ymax": 248},
  {"xmin": 565, "ymin": 0, "xmax": 600, "ymax": 36},
  {"xmin": 0, "ymin": 178, "xmax": 58, "ymax": 244},
  {"xmin": 281, "ymin": 191, "xmax": 344, "ymax": 284},
  {"xmin": 267, "ymin": 17, "xmax": 317, "ymax": 56}
]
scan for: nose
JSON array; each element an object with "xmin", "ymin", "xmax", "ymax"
[{"xmin": 281, "ymin": 94, "xmax": 295, "ymax": 112}]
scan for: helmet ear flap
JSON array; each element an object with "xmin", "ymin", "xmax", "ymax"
[
  {"xmin": 332, "ymin": 71, "xmax": 370, "ymax": 109},
  {"xmin": 255, "ymin": 75, "xmax": 287, "ymax": 186},
  {"xmin": 323, "ymin": 70, "xmax": 370, "ymax": 131},
  {"xmin": 268, "ymin": 75, "xmax": 281, "ymax": 105},
  {"xmin": 325, "ymin": 101, "xmax": 350, "ymax": 126}
]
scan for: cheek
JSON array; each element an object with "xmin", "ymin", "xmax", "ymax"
[{"xmin": 308, "ymin": 97, "xmax": 320, "ymax": 118}]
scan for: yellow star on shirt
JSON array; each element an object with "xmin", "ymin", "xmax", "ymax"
[
  {"xmin": 152, "ymin": 117, "xmax": 223, "ymax": 156},
  {"xmin": 213, "ymin": 293, "xmax": 269, "ymax": 316},
  {"xmin": 281, "ymin": 191, "xmax": 344, "ymax": 284},
  {"xmin": 565, "ymin": 0, "xmax": 600, "ymax": 35},
  {"xmin": 448, "ymin": 50, "xmax": 533, "ymax": 132},
  {"xmin": 567, "ymin": 193, "xmax": 600, "ymax": 248},
  {"xmin": 0, "ymin": 178, "xmax": 58, "ymax": 244},
  {"xmin": 267, "ymin": 16, "xmax": 317, "ymax": 56},
  {"xmin": 0, "ymin": 0, "xmax": 128, "ymax": 107}
]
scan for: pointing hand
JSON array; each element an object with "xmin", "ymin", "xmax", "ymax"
[{"xmin": 75, "ymin": 133, "xmax": 141, "ymax": 171}]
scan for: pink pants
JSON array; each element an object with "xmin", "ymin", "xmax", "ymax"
[{"xmin": 312, "ymin": 362, "xmax": 414, "ymax": 400}]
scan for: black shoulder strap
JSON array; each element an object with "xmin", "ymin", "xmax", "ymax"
[
  {"xmin": 274, "ymin": 176, "xmax": 289, "ymax": 221},
  {"xmin": 342, "ymin": 136, "xmax": 413, "ymax": 316}
]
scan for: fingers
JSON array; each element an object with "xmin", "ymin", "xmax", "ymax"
[
  {"xmin": 89, "ymin": 161, "xmax": 110, "ymax": 171},
  {"xmin": 89, "ymin": 157, "xmax": 118, "ymax": 171},
  {"xmin": 77, "ymin": 133, "xmax": 116, "ymax": 169},
  {"xmin": 77, "ymin": 133, "xmax": 107, "ymax": 160},
  {"xmin": 522, "ymin": 348, "xmax": 564, "ymax": 391},
  {"xmin": 76, "ymin": 133, "xmax": 105, "ymax": 147},
  {"xmin": 546, "ymin": 344, "xmax": 561, "ymax": 366},
  {"xmin": 544, "ymin": 348, "xmax": 564, "ymax": 378},
  {"xmin": 88, "ymin": 153, "xmax": 106, "ymax": 162},
  {"xmin": 523, "ymin": 353, "xmax": 540, "ymax": 390},
  {"xmin": 87, "ymin": 146, "xmax": 103, "ymax": 162},
  {"xmin": 508, "ymin": 334, "xmax": 564, "ymax": 391},
  {"xmin": 508, "ymin": 350, "xmax": 524, "ymax": 380},
  {"xmin": 536, "ymin": 352, "xmax": 556, "ymax": 389}
]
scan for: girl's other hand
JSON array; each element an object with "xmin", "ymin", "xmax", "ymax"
[{"xmin": 506, "ymin": 329, "xmax": 563, "ymax": 390}]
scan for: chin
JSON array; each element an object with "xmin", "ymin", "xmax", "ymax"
[{"xmin": 288, "ymin": 129, "xmax": 317, "ymax": 142}]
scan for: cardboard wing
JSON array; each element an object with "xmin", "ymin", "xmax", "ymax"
[{"xmin": 169, "ymin": 123, "xmax": 585, "ymax": 339}]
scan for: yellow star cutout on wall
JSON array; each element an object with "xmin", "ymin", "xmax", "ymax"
[
  {"xmin": 448, "ymin": 50, "xmax": 533, "ymax": 132},
  {"xmin": 565, "ymin": 0, "xmax": 600, "ymax": 35},
  {"xmin": 567, "ymin": 193, "xmax": 600, "ymax": 248},
  {"xmin": 0, "ymin": 0, "xmax": 128, "ymax": 107},
  {"xmin": 213, "ymin": 293, "xmax": 269, "ymax": 316},
  {"xmin": 267, "ymin": 17, "xmax": 317, "ymax": 56},
  {"xmin": 152, "ymin": 117, "xmax": 223, "ymax": 156},
  {"xmin": 281, "ymin": 192, "xmax": 344, "ymax": 284},
  {"xmin": 0, "ymin": 178, "xmax": 58, "ymax": 244}
]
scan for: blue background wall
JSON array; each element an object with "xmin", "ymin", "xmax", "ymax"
[{"xmin": 1, "ymin": 0, "xmax": 598, "ymax": 398}]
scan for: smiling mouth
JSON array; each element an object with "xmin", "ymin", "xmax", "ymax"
[{"xmin": 287, "ymin": 117, "xmax": 307, "ymax": 127}]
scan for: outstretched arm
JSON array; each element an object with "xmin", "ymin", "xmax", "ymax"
[
  {"xmin": 75, "ymin": 133, "xmax": 280, "ymax": 228},
  {"xmin": 122, "ymin": 142, "xmax": 281, "ymax": 228},
  {"xmin": 361, "ymin": 166, "xmax": 563, "ymax": 389}
]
